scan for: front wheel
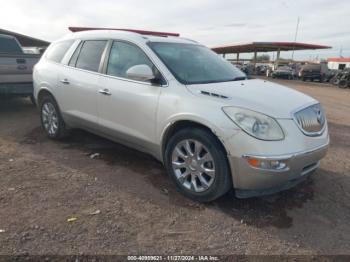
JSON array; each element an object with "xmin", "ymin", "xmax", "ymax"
[
  {"xmin": 164, "ymin": 128, "xmax": 232, "ymax": 202},
  {"xmin": 40, "ymin": 95, "xmax": 68, "ymax": 139}
]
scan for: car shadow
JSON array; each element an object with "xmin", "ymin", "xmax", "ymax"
[
  {"xmin": 0, "ymin": 97, "xmax": 327, "ymax": 230},
  {"xmin": 21, "ymin": 126, "xmax": 319, "ymax": 229}
]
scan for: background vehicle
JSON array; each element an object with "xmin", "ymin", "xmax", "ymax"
[
  {"xmin": 299, "ymin": 63, "xmax": 329, "ymax": 82},
  {"xmin": 330, "ymin": 69, "xmax": 350, "ymax": 87},
  {"xmin": 0, "ymin": 34, "xmax": 41, "ymax": 103},
  {"xmin": 271, "ymin": 66, "xmax": 294, "ymax": 79},
  {"xmin": 338, "ymin": 70, "xmax": 350, "ymax": 89}
]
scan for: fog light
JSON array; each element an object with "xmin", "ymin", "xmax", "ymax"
[{"xmin": 245, "ymin": 157, "xmax": 288, "ymax": 171}]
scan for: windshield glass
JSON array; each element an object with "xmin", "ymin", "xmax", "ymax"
[{"xmin": 148, "ymin": 42, "xmax": 246, "ymax": 85}]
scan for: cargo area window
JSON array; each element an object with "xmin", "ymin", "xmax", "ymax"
[{"xmin": 46, "ymin": 40, "xmax": 74, "ymax": 63}]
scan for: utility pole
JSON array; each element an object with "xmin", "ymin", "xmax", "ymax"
[{"xmin": 291, "ymin": 16, "xmax": 300, "ymax": 61}]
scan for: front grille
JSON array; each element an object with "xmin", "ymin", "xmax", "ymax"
[{"xmin": 294, "ymin": 103, "xmax": 326, "ymax": 136}]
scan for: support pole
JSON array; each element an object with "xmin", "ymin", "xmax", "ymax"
[
  {"xmin": 253, "ymin": 51, "xmax": 257, "ymax": 66},
  {"xmin": 223, "ymin": 53, "xmax": 226, "ymax": 59},
  {"xmin": 275, "ymin": 48, "xmax": 281, "ymax": 70},
  {"xmin": 253, "ymin": 51, "xmax": 257, "ymax": 74},
  {"xmin": 236, "ymin": 53, "xmax": 240, "ymax": 63}
]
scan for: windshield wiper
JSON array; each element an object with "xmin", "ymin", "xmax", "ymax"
[
  {"xmin": 187, "ymin": 77, "xmax": 247, "ymax": 85},
  {"xmin": 230, "ymin": 76, "xmax": 247, "ymax": 81}
]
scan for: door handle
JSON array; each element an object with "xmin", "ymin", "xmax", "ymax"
[
  {"xmin": 60, "ymin": 79, "xmax": 70, "ymax": 85},
  {"xmin": 99, "ymin": 88, "xmax": 112, "ymax": 96}
]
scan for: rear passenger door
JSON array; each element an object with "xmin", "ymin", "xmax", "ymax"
[{"xmin": 58, "ymin": 40, "xmax": 108, "ymax": 129}]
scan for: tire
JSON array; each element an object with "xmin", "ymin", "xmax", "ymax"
[
  {"xmin": 30, "ymin": 94, "xmax": 36, "ymax": 106},
  {"xmin": 338, "ymin": 80, "xmax": 348, "ymax": 89},
  {"xmin": 39, "ymin": 95, "xmax": 68, "ymax": 139},
  {"xmin": 164, "ymin": 127, "xmax": 232, "ymax": 202}
]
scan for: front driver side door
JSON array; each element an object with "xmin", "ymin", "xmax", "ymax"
[{"xmin": 97, "ymin": 40, "xmax": 163, "ymax": 152}]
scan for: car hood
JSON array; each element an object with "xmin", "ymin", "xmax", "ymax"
[{"xmin": 187, "ymin": 79, "xmax": 317, "ymax": 119}]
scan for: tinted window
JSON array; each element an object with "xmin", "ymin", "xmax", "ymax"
[
  {"xmin": 76, "ymin": 40, "xmax": 107, "ymax": 72},
  {"xmin": 149, "ymin": 42, "xmax": 246, "ymax": 85},
  {"xmin": 107, "ymin": 41, "xmax": 155, "ymax": 81},
  {"xmin": 0, "ymin": 36, "xmax": 22, "ymax": 54},
  {"xmin": 46, "ymin": 40, "xmax": 74, "ymax": 63}
]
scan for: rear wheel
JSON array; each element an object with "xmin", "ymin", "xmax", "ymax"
[
  {"xmin": 39, "ymin": 95, "xmax": 68, "ymax": 139},
  {"xmin": 164, "ymin": 128, "xmax": 232, "ymax": 202}
]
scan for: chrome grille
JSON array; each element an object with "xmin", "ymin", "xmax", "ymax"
[{"xmin": 294, "ymin": 103, "xmax": 326, "ymax": 136}]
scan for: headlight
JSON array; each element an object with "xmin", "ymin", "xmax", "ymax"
[{"xmin": 222, "ymin": 107, "xmax": 284, "ymax": 141}]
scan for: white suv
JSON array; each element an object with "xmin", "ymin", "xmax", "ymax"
[{"xmin": 33, "ymin": 29, "xmax": 329, "ymax": 202}]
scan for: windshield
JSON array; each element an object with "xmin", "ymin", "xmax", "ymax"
[{"xmin": 148, "ymin": 42, "xmax": 246, "ymax": 85}]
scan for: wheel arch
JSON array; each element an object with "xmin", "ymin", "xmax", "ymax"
[
  {"xmin": 37, "ymin": 88, "xmax": 57, "ymax": 106},
  {"xmin": 160, "ymin": 119, "xmax": 229, "ymax": 163}
]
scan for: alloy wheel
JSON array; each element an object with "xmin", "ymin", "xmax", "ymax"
[
  {"xmin": 41, "ymin": 102, "xmax": 59, "ymax": 136},
  {"xmin": 171, "ymin": 139, "xmax": 216, "ymax": 193}
]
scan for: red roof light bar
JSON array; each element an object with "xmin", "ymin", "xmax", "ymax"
[{"xmin": 68, "ymin": 27, "xmax": 180, "ymax": 37}]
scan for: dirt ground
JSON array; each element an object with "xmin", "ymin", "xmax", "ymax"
[{"xmin": 0, "ymin": 79, "xmax": 350, "ymax": 256}]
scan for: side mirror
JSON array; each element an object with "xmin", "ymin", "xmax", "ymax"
[{"xmin": 126, "ymin": 64, "xmax": 155, "ymax": 82}]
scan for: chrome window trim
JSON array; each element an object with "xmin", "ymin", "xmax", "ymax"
[
  {"xmin": 60, "ymin": 38, "xmax": 169, "ymax": 87},
  {"xmin": 60, "ymin": 63, "xmax": 168, "ymax": 87}
]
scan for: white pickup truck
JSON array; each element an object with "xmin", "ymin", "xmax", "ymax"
[{"xmin": 0, "ymin": 34, "xmax": 41, "ymax": 103}]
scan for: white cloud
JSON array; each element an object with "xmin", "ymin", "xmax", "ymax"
[{"xmin": 1, "ymin": 0, "xmax": 349, "ymax": 59}]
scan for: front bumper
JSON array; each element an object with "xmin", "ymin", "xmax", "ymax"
[{"xmin": 229, "ymin": 142, "xmax": 329, "ymax": 198}]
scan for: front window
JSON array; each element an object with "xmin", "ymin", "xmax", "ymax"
[
  {"xmin": 148, "ymin": 42, "xmax": 246, "ymax": 85},
  {"xmin": 107, "ymin": 41, "xmax": 153, "ymax": 80}
]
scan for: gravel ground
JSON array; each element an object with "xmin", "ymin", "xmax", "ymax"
[{"xmin": 0, "ymin": 79, "xmax": 350, "ymax": 256}]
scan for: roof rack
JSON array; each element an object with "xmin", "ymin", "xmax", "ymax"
[{"xmin": 68, "ymin": 27, "xmax": 180, "ymax": 37}]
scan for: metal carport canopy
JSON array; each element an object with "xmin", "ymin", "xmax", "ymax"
[
  {"xmin": 211, "ymin": 42, "xmax": 331, "ymax": 54},
  {"xmin": 0, "ymin": 28, "xmax": 50, "ymax": 47}
]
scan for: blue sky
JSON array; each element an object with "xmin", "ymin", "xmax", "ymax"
[{"xmin": 1, "ymin": 0, "xmax": 349, "ymax": 60}]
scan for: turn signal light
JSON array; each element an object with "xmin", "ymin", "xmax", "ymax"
[{"xmin": 245, "ymin": 156, "xmax": 288, "ymax": 171}]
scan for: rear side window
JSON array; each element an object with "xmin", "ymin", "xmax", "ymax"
[
  {"xmin": 46, "ymin": 40, "xmax": 74, "ymax": 63},
  {"xmin": 75, "ymin": 40, "xmax": 107, "ymax": 72}
]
